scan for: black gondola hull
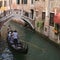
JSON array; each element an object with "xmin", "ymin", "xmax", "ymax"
[{"xmin": 7, "ymin": 39, "xmax": 28, "ymax": 54}]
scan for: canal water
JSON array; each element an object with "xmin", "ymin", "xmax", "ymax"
[{"xmin": 1, "ymin": 20, "xmax": 60, "ymax": 60}]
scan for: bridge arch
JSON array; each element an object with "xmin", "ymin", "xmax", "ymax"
[{"xmin": 21, "ymin": 17, "xmax": 35, "ymax": 29}]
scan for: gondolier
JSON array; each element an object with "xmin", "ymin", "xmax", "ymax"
[
  {"xmin": 7, "ymin": 30, "xmax": 28, "ymax": 54},
  {"xmin": 12, "ymin": 30, "xmax": 18, "ymax": 47}
]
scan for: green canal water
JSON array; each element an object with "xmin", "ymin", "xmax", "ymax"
[{"xmin": 1, "ymin": 20, "xmax": 60, "ymax": 60}]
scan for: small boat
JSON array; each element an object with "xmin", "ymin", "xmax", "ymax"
[{"xmin": 7, "ymin": 38, "xmax": 28, "ymax": 54}]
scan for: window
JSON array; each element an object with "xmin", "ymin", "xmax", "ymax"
[
  {"xmin": 54, "ymin": 24, "xmax": 60, "ymax": 35},
  {"xmin": 42, "ymin": 0, "xmax": 45, "ymax": 1},
  {"xmin": 21, "ymin": 0, "xmax": 23, "ymax": 4},
  {"xmin": 24, "ymin": 12, "xmax": 29, "ymax": 17},
  {"xmin": 35, "ymin": 0, "xmax": 39, "ymax": 1},
  {"xmin": 55, "ymin": 24, "xmax": 60, "ymax": 31},
  {"xmin": 42, "ymin": 12, "xmax": 45, "ymax": 20},
  {"xmin": 24, "ymin": 0, "xmax": 27, "ymax": 4},
  {"xmin": 31, "ymin": 0, "xmax": 33, "ymax": 4},
  {"xmin": 49, "ymin": 13, "xmax": 54, "ymax": 26},
  {"xmin": 22, "ymin": 0, "xmax": 27, "ymax": 4},
  {"xmin": 17, "ymin": 0, "xmax": 20, "ymax": 4},
  {"xmin": 0, "ymin": 1, "xmax": 2, "ymax": 8},
  {"xmin": 4, "ymin": 1, "xmax": 6, "ymax": 7},
  {"xmin": 31, "ymin": 9, "xmax": 34, "ymax": 19}
]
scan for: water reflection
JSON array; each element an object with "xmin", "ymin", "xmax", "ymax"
[
  {"xmin": 1, "ymin": 47, "xmax": 27, "ymax": 60},
  {"xmin": 13, "ymin": 53, "xmax": 27, "ymax": 60},
  {"xmin": 1, "ymin": 47, "xmax": 13, "ymax": 60}
]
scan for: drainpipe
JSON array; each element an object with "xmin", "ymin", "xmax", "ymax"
[
  {"xmin": 34, "ymin": 10, "xmax": 36, "ymax": 29},
  {"xmin": 9, "ymin": 0, "xmax": 11, "ymax": 14},
  {"xmin": 44, "ymin": 0, "xmax": 50, "ymax": 36},
  {"xmin": 34, "ymin": 0, "xmax": 36, "ymax": 30},
  {"xmin": 29, "ymin": 10, "xmax": 31, "ymax": 18}
]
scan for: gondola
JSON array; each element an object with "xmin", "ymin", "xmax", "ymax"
[{"xmin": 7, "ymin": 37, "xmax": 28, "ymax": 54}]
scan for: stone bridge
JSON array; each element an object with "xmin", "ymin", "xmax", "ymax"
[
  {"xmin": 0, "ymin": 10, "xmax": 35, "ymax": 29},
  {"xmin": 21, "ymin": 15, "xmax": 35, "ymax": 29}
]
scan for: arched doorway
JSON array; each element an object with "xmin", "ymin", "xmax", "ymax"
[{"xmin": 30, "ymin": 9, "xmax": 34, "ymax": 19}]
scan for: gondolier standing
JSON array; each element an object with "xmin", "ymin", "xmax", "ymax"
[{"xmin": 12, "ymin": 30, "xmax": 18, "ymax": 47}]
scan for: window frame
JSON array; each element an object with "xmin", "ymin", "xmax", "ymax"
[{"xmin": 49, "ymin": 13, "xmax": 54, "ymax": 26}]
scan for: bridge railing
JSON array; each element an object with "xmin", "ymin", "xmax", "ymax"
[
  {"xmin": 0, "ymin": 10, "xmax": 13, "ymax": 22},
  {"xmin": 0, "ymin": 10, "xmax": 11, "ymax": 18},
  {"xmin": 22, "ymin": 15, "xmax": 34, "ymax": 21},
  {"xmin": 21, "ymin": 15, "xmax": 35, "ymax": 29}
]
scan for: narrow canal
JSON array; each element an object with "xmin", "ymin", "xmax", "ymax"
[{"xmin": 1, "ymin": 20, "xmax": 60, "ymax": 60}]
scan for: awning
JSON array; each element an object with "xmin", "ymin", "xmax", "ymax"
[{"xmin": 54, "ymin": 13, "xmax": 60, "ymax": 24}]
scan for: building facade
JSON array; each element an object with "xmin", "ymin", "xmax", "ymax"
[
  {"xmin": 0, "ymin": 0, "xmax": 11, "ymax": 13},
  {"xmin": 0, "ymin": 0, "xmax": 60, "ymax": 44}
]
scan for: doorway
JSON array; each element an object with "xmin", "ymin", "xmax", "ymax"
[{"xmin": 30, "ymin": 9, "xmax": 34, "ymax": 19}]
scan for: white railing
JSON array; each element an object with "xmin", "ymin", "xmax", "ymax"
[
  {"xmin": 0, "ymin": 10, "xmax": 35, "ymax": 29},
  {"xmin": 21, "ymin": 15, "xmax": 34, "ymax": 29}
]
